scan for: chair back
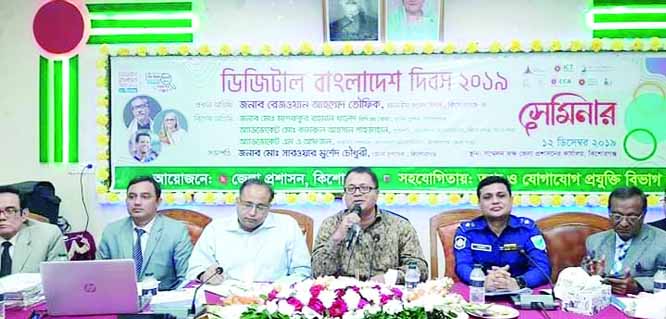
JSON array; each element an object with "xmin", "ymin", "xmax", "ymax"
[
  {"xmin": 158, "ymin": 209, "xmax": 212, "ymax": 244},
  {"xmin": 536, "ymin": 212, "xmax": 611, "ymax": 282},
  {"xmin": 429, "ymin": 209, "xmax": 482, "ymax": 281},
  {"xmin": 272, "ymin": 209, "xmax": 314, "ymax": 252}
]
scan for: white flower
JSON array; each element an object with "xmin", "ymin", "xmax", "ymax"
[
  {"xmin": 216, "ymin": 305, "xmax": 246, "ymax": 319},
  {"xmin": 342, "ymin": 309, "xmax": 364, "ymax": 319},
  {"xmin": 277, "ymin": 300, "xmax": 296, "ymax": 316},
  {"xmin": 342, "ymin": 290, "xmax": 361, "ymax": 310},
  {"xmin": 383, "ymin": 299, "xmax": 403, "ymax": 315},
  {"xmin": 266, "ymin": 300, "xmax": 279, "ymax": 314},
  {"xmin": 302, "ymin": 306, "xmax": 321, "ymax": 319},
  {"xmin": 364, "ymin": 305, "xmax": 381, "ymax": 315},
  {"xmin": 360, "ymin": 287, "xmax": 380, "ymax": 304},
  {"xmin": 319, "ymin": 290, "xmax": 337, "ymax": 308},
  {"xmin": 294, "ymin": 280, "xmax": 313, "ymax": 304}
]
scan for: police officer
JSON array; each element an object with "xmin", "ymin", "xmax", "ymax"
[{"xmin": 454, "ymin": 176, "xmax": 551, "ymax": 290}]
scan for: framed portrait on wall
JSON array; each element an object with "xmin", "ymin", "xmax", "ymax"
[
  {"xmin": 385, "ymin": 0, "xmax": 443, "ymax": 41},
  {"xmin": 324, "ymin": 0, "xmax": 382, "ymax": 42}
]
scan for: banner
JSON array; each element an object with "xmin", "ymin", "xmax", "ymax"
[{"xmin": 109, "ymin": 53, "xmax": 666, "ymax": 191}]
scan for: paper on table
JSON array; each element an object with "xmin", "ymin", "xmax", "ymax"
[
  {"xmin": 485, "ymin": 287, "xmax": 532, "ymax": 297},
  {"xmin": 151, "ymin": 288, "xmax": 196, "ymax": 305},
  {"xmin": 0, "ymin": 273, "xmax": 42, "ymax": 292}
]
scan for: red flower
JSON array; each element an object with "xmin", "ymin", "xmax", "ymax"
[
  {"xmin": 310, "ymin": 284, "xmax": 324, "ymax": 298},
  {"xmin": 287, "ymin": 297, "xmax": 304, "ymax": 312},
  {"xmin": 358, "ymin": 298, "xmax": 369, "ymax": 309},
  {"xmin": 267, "ymin": 289, "xmax": 278, "ymax": 301},
  {"xmin": 390, "ymin": 288, "xmax": 403, "ymax": 299},
  {"xmin": 335, "ymin": 288, "xmax": 345, "ymax": 297},
  {"xmin": 380, "ymin": 294, "xmax": 391, "ymax": 305},
  {"xmin": 329, "ymin": 298, "xmax": 348, "ymax": 317},
  {"xmin": 308, "ymin": 297, "xmax": 325, "ymax": 315}
]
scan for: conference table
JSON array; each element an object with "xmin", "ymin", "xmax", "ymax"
[{"xmin": 8, "ymin": 283, "xmax": 629, "ymax": 319}]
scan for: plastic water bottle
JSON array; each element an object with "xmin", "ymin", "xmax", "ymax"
[
  {"xmin": 141, "ymin": 273, "xmax": 159, "ymax": 297},
  {"xmin": 405, "ymin": 262, "xmax": 420, "ymax": 289},
  {"xmin": 654, "ymin": 266, "xmax": 666, "ymax": 293},
  {"xmin": 469, "ymin": 264, "xmax": 486, "ymax": 304}
]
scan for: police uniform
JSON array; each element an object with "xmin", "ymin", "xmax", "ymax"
[{"xmin": 453, "ymin": 215, "xmax": 551, "ymax": 288}]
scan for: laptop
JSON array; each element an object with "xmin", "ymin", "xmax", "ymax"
[{"xmin": 40, "ymin": 259, "xmax": 143, "ymax": 315}]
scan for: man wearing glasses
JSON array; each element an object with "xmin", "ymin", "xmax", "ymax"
[
  {"xmin": 0, "ymin": 186, "xmax": 66, "ymax": 276},
  {"xmin": 187, "ymin": 179, "xmax": 311, "ymax": 284},
  {"xmin": 584, "ymin": 186, "xmax": 666, "ymax": 295},
  {"xmin": 648, "ymin": 189, "xmax": 666, "ymax": 232},
  {"xmin": 127, "ymin": 96, "xmax": 154, "ymax": 134},
  {"xmin": 312, "ymin": 167, "xmax": 427, "ymax": 283}
]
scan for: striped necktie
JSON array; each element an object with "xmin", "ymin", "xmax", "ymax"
[
  {"xmin": 0, "ymin": 242, "xmax": 12, "ymax": 277},
  {"xmin": 613, "ymin": 240, "xmax": 630, "ymax": 275},
  {"xmin": 133, "ymin": 228, "xmax": 146, "ymax": 277}
]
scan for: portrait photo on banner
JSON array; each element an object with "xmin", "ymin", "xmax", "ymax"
[
  {"xmin": 324, "ymin": 0, "xmax": 381, "ymax": 42},
  {"xmin": 385, "ymin": 0, "xmax": 442, "ymax": 41}
]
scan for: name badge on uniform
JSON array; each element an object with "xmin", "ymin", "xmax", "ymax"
[{"xmin": 471, "ymin": 243, "xmax": 492, "ymax": 252}]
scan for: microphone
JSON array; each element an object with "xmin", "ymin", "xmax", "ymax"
[
  {"xmin": 189, "ymin": 266, "xmax": 224, "ymax": 315},
  {"xmin": 345, "ymin": 205, "xmax": 362, "ymax": 250},
  {"xmin": 500, "ymin": 244, "xmax": 556, "ymax": 310}
]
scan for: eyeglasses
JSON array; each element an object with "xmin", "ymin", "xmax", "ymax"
[
  {"xmin": 238, "ymin": 200, "xmax": 270, "ymax": 213},
  {"xmin": 610, "ymin": 213, "xmax": 643, "ymax": 224},
  {"xmin": 344, "ymin": 185, "xmax": 377, "ymax": 194},
  {"xmin": 0, "ymin": 207, "xmax": 20, "ymax": 216}
]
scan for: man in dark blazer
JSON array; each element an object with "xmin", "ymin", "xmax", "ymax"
[
  {"xmin": 585, "ymin": 187, "xmax": 666, "ymax": 295},
  {"xmin": 329, "ymin": 0, "xmax": 378, "ymax": 41},
  {"xmin": 0, "ymin": 186, "xmax": 66, "ymax": 276},
  {"xmin": 98, "ymin": 176, "xmax": 192, "ymax": 290}
]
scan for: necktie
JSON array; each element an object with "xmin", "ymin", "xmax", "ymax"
[
  {"xmin": 0, "ymin": 241, "xmax": 12, "ymax": 277},
  {"xmin": 613, "ymin": 241, "xmax": 629, "ymax": 275},
  {"xmin": 133, "ymin": 228, "xmax": 146, "ymax": 277}
]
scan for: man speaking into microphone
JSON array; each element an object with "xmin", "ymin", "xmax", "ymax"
[{"xmin": 312, "ymin": 167, "xmax": 427, "ymax": 284}]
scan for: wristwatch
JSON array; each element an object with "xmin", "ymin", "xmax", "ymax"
[{"xmin": 515, "ymin": 276, "xmax": 527, "ymax": 289}]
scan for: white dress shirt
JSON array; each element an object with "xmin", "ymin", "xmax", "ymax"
[
  {"xmin": 187, "ymin": 213, "xmax": 311, "ymax": 283},
  {"xmin": 133, "ymin": 217, "xmax": 156, "ymax": 259}
]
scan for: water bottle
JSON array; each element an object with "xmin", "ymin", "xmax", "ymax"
[
  {"xmin": 654, "ymin": 266, "xmax": 666, "ymax": 293},
  {"xmin": 405, "ymin": 262, "xmax": 420, "ymax": 289},
  {"xmin": 469, "ymin": 264, "xmax": 486, "ymax": 304},
  {"xmin": 141, "ymin": 273, "xmax": 159, "ymax": 297}
]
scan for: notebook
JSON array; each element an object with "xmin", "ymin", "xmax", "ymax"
[{"xmin": 40, "ymin": 259, "xmax": 143, "ymax": 315}]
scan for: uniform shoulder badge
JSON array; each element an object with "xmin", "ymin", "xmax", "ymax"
[
  {"xmin": 454, "ymin": 235, "xmax": 466, "ymax": 250},
  {"xmin": 530, "ymin": 235, "xmax": 546, "ymax": 250}
]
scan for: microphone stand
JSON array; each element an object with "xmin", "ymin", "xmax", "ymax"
[
  {"xmin": 517, "ymin": 249, "xmax": 557, "ymax": 312},
  {"xmin": 189, "ymin": 267, "xmax": 224, "ymax": 316}
]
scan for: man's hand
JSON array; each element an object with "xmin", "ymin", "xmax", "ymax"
[
  {"xmin": 604, "ymin": 269, "xmax": 641, "ymax": 295},
  {"xmin": 485, "ymin": 265, "xmax": 510, "ymax": 291},
  {"xmin": 199, "ymin": 265, "xmax": 224, "ymax": 285},
  {"xmin": 581, "ymin": 255, "xmax": 606, "ymax": 276},
  {"xmin": 330, "ymin": 212, "xmax": 361, "ymax": 243}
]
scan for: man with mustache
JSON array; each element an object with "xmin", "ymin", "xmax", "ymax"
[
  {"xmin": 584, "ymin": 186, "xmax": 666, "ymax": 295},
  {"xmin": 0, "ymin": 186, "xmax": 66, "ymax": 276},
  {"xmin": 98, "ymin": 176, "xmax": 192, "ymax": 290},
  {"xmin": 312, "ymin": 167, "xmax": 427, "ymax": 283},
  {"xmin": 187, "ymin": 179, "xmax": 311, "ymax": 284},
  {"xmin": 127, "ymin": 96, "xmax": 154, "ymax": 134}
]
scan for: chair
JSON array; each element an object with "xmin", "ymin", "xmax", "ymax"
[
  {"xmin": 159, "ymin": 209, "xmax": 212, "ymax": 244},
  {"xmin": 27, "ymin": 212, "xmax": 50, "ymax": 223},
  {"xmin": 272, "ymin": 209, "xmax": 314, "ymax": 252},
  {"xmin": 536, "ymin": 212, "xmax": 611, "ymax": 282},
  {"xmin": 429, "ymin": 209, "xmax": 482, "ymax": 281}
]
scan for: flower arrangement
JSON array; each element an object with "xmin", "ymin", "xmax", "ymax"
[{"xmin": 206, "ymin": 277, "xmax": 465, "ymax": 319}]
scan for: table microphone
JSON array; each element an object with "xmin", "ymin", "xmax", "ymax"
[
  {"xmin": 500, "ymin": 244, "xmax": 556, "ymax": 310},
  {"xmin": 189, "ymin": 266, "xmax": 224, "ymax": 316}
]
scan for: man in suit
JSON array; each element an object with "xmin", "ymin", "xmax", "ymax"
[
  {"xmin": 648, "ymin": 188, "xmax": 666, "ymax": 231},
  {"xmin": 585, "ymin": 186, "xmax": 666, "ymax": 294},
  {"xmin": 0, "ymin": 186, "xmax": 66, "ymax": 276},
  {"xmin": 98, "ymin": 176, "xmax": 192, "ymax": 290},
  {"xmin": 329, "ymin": 0, "xmax": 378, "ymax": 41}
]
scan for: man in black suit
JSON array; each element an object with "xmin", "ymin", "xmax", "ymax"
[
  {"xmin": 329, "ymin": 0, "xmax": 378, "ymax": 41},
  {"xmin": 648, "ymin": 188, "xmax": 666, "ymax": 231}
]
